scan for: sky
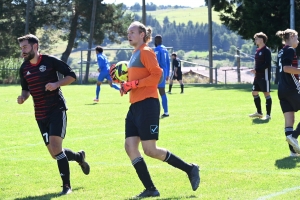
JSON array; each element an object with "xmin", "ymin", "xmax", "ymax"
[{"xmin": 103, "ymin": 0, "xmax": 206, "ymax": 8}]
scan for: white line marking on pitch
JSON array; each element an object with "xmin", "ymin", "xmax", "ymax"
[{"xmin": 257, "ymin": 186, "xmax": 300, "ymax": 200}]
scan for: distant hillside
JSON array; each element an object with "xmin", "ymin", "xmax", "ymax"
[{"xmin": 131, "ymin": 6, "xmax": 222, "ymax": 25}]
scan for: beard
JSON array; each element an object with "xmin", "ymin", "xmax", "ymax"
[{"xmin": 23, "ymin": 48, "xmax": 35, "ymax": 62}]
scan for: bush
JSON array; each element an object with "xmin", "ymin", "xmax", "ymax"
[{"xmin": 0, "ymin": 58, "xmax": 23, "ymax": 84}]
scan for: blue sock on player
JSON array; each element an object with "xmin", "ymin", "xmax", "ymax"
[
  {"xmin": 161, "ymin": 94, "xmax": 168, "ymax": 114},
  {"xmin": 112, "ymin": 84, "xmax": 120, "ymax": 91},
  {"xmin": 96, "ymin": 85, "xmax": 101, "ymax": 99}
]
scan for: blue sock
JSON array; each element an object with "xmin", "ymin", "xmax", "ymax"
[
  {"xmin": 96, "ymin": 85, "xmax": 100, "ymax": 99},
  {"xmin": 112, "ymin": 84, "xmax": 120, "ymax": 91},
  {"xmin": 161, "ymin": 94, "xmax": 168, "ymax": 114}
]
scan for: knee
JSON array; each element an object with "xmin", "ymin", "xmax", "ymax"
[{"xmin": 143, "ymin": 148, "xmax": 156, "ymax": 158}]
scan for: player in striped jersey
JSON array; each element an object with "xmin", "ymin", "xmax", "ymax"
[
  {"xmin": 249, "ymin": 32, "xmax": 272, "ymax": 120},
  {"xmin": 17, "ymin": 34, "xmax": 89, "ymax": 195},
  {"xmin": 276, "ymin": 29, "xmax": 300, "ymax": 157}
]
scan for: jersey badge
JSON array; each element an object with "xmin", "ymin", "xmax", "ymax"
[
  {"xmin": 259, "ymin": 52, "xmax": 262, "ymax": 56},
  {"xmin": 39, "ymin": 65, "xmax": 47, "ymax": 72}
]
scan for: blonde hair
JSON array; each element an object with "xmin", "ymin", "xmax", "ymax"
[
  {"xmin": 130, "ymin": 21, "xmax": 152, "ymax": 43},
  {"xmin": 276, "ymin": 29, "xmax": 298, "ymax": 43}
]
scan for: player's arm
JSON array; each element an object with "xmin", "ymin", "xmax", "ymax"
[
  {"xmin": 17, "ymin": 90, "xmax": 30, "ymax": 104},
  {"xmin": 138, "ymin": 49, "xmax": 163, "ymax": 87},
  {"xmin": 166, "ymin": 52, "xmax": 170, "ymax": 79},
  {"xmin": 18, "ymin": 66, "xmax": 31, "ymax": 104},
  {"xmin": 46, "ymin": 56, "xmax": 76, "ymax": 91},
  {"xmin": 255, "ymin": 49, "xmax": 271, "ymax": 72},
  {"xmin": 282, "ymin": 48, "xmax": 298, "ymax": 74}
]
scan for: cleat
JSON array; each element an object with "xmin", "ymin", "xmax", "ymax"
[
  {"xmin": 59, "ymin": 184, "xmax": 72, "ymax": 195},
  {"xmin": 290, "ymin": 152, "xmax": 300, "ymax": 157},
  {"xmin": 180, "ymin": 91, "xmax": 184, "ymax": 94},
  {"xmin": 187, "ymin": 163, "xmax": 200, "ymax": 191},
  {"xmin": 78, "ymin": 150, "xmax": 90, "ymax": 175},
  {"xmin": 167, "ymin": 91, "xmax": 171, "ymax": 94},
  {"xmin": 286, "ymin": 135, "xmax": 300, "ymax": 154},
  {"xmin": 93, "ymin": 98, "xmax": 99, "ymax": 102},
  {"xmin": 133, "ymin": 189, "xmax": 160, "ymax": 199},
  {"xmin": 249, "ymin": 112, "xmax": 263, "ymax": 118},
  {"xmin": 265, "ymin": 115, "xmax": 271, "ymax": 120},
  {"xmin": 161, "ymin": 113, "xmax": 169, "ymax": 118}
]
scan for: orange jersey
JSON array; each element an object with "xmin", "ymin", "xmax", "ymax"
[{"xmin": 128, "ymin": 43, "xmax": 163, "ymax": 104}]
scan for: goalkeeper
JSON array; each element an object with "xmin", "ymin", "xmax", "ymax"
[{"xmin": 110, "ymin": 21, "xmax": 200, "ymax": 199}]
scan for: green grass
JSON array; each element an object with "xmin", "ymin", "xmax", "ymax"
[
  {"xmin": 133, "ymin": 7, "xmax": 221, "ymax": 25},
  {"xmin": 2, "ymin": 84, "xmax": 300, "ymax": 199}
]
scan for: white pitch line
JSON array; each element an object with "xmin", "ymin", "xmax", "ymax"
[{"xmin": 257, "ymin": 186, "xmax": 300, "ymax": 200}]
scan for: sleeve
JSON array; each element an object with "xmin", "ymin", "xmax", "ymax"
[
  {"xmin": 255, "ymin": 48, "xmax": 271, "ymax": 72},
  {"xmin": 51, "ymin": 56, "xmax": 76, "ymax": 80},
  {"xmin": 19, "ymin": 65, "xmax": 29, "ymax": 91},
  {"xmin": 282, "ymin": 48, "xmax": 294, "ymax": 66},
  {"xmin": 97, "ymin": 55, "xmax": 103, "ymax": 69},
  {"xmin": 139, "ymin": 48, "xmax": 163, "ymax": 87},
  {"xmin": 156, "ymin": 47, "xmax": 165, "ymax": 69}
]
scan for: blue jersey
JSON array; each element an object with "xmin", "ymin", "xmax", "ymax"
[
  {"xmin": 96, "ymin": 53, "xmax": 110, "ymax": 72},
  {"xmin": 154, "ymin": 45, "xmax": 170, "ymax": 77}
]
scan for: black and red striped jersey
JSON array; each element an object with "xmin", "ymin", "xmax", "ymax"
[
  {"xmin": 277, "ymin": 45, "xmax": 300, "ymax": 95},
  {"xmin": 254, "ymin": 45, "xmax": 271, "ymax": 80},
  {"xmin": 19, "ymin": 54, "xmax": 76, "ymax": 120}
]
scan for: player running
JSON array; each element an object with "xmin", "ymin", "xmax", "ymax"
[
  {"xmin": 168, "ymin": 52, "xmax": 184, "ymax": 94},
  {"xmin": 17, "ymin": 34, "xmax": 90, "ymax": 195}
]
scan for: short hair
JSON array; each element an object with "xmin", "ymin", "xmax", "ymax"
[
  {"xmin": 253, "ymin": 32, "xmax": 268, "ymax": 44},
  {"xmin": 17, "ymin": 34, "xmax": 39, "ymax": 45},
  {"xmin": 155, "ymin": 35, "xmax": 162, "ymax": 46},
  {"xmin": 95, "ymin": 46, "xmax": 103, "ymax": 53},
  {"xmin": 171, "ymin": 52, "xmax": 177, "ymax": 57}
]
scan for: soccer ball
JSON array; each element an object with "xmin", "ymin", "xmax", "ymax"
[{"xmin": 114, "ymin": 61, "xmax": 128, "ymax": 82}]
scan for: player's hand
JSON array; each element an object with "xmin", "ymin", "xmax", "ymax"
[
  {"xmin": 17, "ymin": 96, "xmax": 25, "ymax": 104},
  {"xmin": 250, "ymin": 69, "xmax": 256, "ymax": 74},
  {"xmin": 166, "ymin": 76, "xmax": 169, "ymax": 81},
  {"xmin": 120, "ymin": 80, "xmax": 139, "ymax": 95},
  {"xmin": 175, "ymin": 73, "xmax": 178, "ymax": 77},
  {"xmin": 109, "ymin": 64, "xmax": 121, "ymax": 83},
  {"xmin": 45, "ymin": 82, "xmax": 59, "ymax": 91}
]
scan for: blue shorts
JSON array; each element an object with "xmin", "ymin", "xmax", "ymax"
[
  {"xmin": 98, "ymin": 70, "xmax": 112, "ymax": 82},
  {"xmin": 158, "ymin": 69, "xmax": 167, "ymax": 88}
]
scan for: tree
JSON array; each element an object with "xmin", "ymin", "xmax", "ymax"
[
  {"xmin": 206, "ymin": 0, "xmax": 296, "ymax": 52},
  {"xmin": 59, "ymin": 1, "xmax": 133, "ymax": 83}
]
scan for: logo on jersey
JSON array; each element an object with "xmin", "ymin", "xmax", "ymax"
[
  {"xmin": 26, "ymin": 71, "xmax": 31, "ymax": 75},
  {"xmin": 39, "ymin": 65, "xmax": 46, "ymax": 72},
  {"xmin": 259, "ymin": 52, "xmax": 262, "ymax": 56},
  {"xmin": 150, "ymin": 125, "xmax": 158, "ymax": 134}
]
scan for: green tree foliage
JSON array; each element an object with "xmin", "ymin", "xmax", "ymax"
[{"xmin": 206, "ymin": 0, "xmax": 299, "ymax": 52}]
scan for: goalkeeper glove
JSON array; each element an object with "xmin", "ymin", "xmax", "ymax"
[
  {"xmin": 120, "ymin": 80, "xmax": 139, "ymax": 96},
  {"xmin": 109, "ymin": 64, "xmax": 121, "ymax": 83}
]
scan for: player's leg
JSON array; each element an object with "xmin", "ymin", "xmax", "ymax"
[
  {"xmin": 249, "ymin": 81, "xmax": 262, "ymax": 118},
  {"xmin": 125, "ymin": 107, "xmax": 158, "ymax": 198},
  {"xmin": 95, "ymin": 73, "xmax": 105, "ymax": 102},
  {"xmin": 139, "ymin": 98, "xmax": 200, "ymax": 191},
  {"xmin": 168, "ymin": 71, "xmax": 174, "ymax": 93},
  {"xmin": 262, "ymin": 79, "xmax": 272, "ymax": 119},
  {"xmin": 283, "ymin": 112, "xmax": 300, "ymax": 154},
  {"xmin": 158, "ymin": 87, "xmax": 169, "ymax": 118},
  {"xmin": 178, "ymin": 75, "xmax": 184, "ymax": 93},
  {"xmin": 106, "ymin": 73, "xmax": 120, "ymax": 91}
]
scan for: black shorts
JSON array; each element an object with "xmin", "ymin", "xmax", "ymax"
[
  {"xmin": 252, "ymin": 78, "xmax": 270, "ymax": 92},
  {"xmin": 37, "ymin": 109, "xmax": 67, "ymax": 145},
  {"xmin": 125, "ymin": 98, "xmax": 160, "ymax": 141},
  {"xmin": 278, "ymin": 92, "xmax": 300, "ymax": 113},
  {"xmin": 170, "ymin": 71, "xmax": 182, "ymax": 81}
]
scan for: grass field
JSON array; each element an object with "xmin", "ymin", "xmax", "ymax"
[{"xmin": 2, "ymin": 84, "xmax": 300, "ymax": 200}]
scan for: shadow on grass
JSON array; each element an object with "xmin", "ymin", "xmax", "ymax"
[
  {"xmin": 251, "ymin": 118, "xmax": 270, "ymax": 124},
  {"xmin": 275, "ymin": 157, "xmax": 300, "ymax": 169},
  {"xmin": 125, "ymin": 195, "xmax": 197, "ymax": 200},
  {"xmin": 14, "ymin": 187, "xmax": 83, "ymax": 200},
  {"xmin": 183, "ymin": 83, "xmax": 277, "ymax": 93}
]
